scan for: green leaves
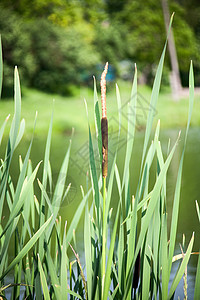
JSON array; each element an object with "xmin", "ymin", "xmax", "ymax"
[
  {"xmin": 0, "ymin": 66, "xmax": 23, "ymax": 220},
  {"xmin": 122, "ymin": 64, "xmax": 137, "ymax": 190},
  {"xmin": 38, "ymin": 254, "xmax": 51, "ymax": 300},
  {"xmin": 84, "ymin": 201, "xmax": 92, "ymax": 299},
  {"xmin": 141, "ymin": 14, "xmax": 174, "ymax": 167},
  {"xmin": 10, "ymin": 66, "xmax": 22, "ymax": 151},
  {"xmin": 168, "ymin": 234, "xmax": 194, "ymax": 299},
  {"xmin": 168, "ymin": 61, "xmax": 194, "ymax": 279},
  {"xmin": 60, "ymin": 222, "xmax": 68, "ymax": 299},
  {"xmin": 0, "ymin": 215, "xmax": 53, "ymax": 281},
  {"xmin": 194, "ymin": 200, "xmax": 200, "ymax": 300},
  {"xmin": 0, "ymin": 21, "xmax": 197, "ymax": 299},
  {"xmin": 103, "ymin": 206, "xmax": 120, "ymax": 300}
]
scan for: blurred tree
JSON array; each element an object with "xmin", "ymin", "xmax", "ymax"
[
  {"xmin": 176, "ymin": 0, "xmax": 200, "ymax": 35},
  {"xmin": 0, "ymin": 6, "xmax": 36, "ymax": 97},
  {"xmin": 94, "ymin": 21, "xmax": 127, "ymax": 71},
  {"xmin": 106, "ymin": 0, "xmax": 127, "ymax": 16},
  {"xmin": 79, "ymin": 0, "xmax": 106, "ymax": 24},
  {"xmin": 116, "ymin": 0, "xmax": 166, "ymax": 82},
  {"xmin": 170, "ymin": 1, "xmax": 200, "ymax": 68},
  {"xmin": 0, "ymin": 0, "xmax": 65, "ymax": 19},
  {"xmin": 113, "ymin": 0, "xmax": 199, "ymax": 86},
  {"xmin": 28, "ymin": 18, "xmax": 99, "ymax": 94},
  {"xmin": 0, "ymin": 5, "xmax": 100, "ymax": 96},
  {"xmin": 0, "ymin": 0, "xmax": 200, "ymax": 94},
  {"xmin": 175, "ymin": 0, "xmax": 200, "ymax": 85}
]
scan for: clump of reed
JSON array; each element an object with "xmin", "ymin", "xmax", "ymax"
[{"xmin": 0, "ymin": 16, "xmax": 200, "ymax": 300}]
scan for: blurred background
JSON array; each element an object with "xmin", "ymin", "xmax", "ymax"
[{"xmin": 0, "ymin": 0, "xmax": 200, "ymax": 97}]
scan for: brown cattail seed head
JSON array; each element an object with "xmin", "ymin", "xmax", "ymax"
[
  {"xmin": 101, "ymin": 63, "xmax": 108, "ymax": 178},
  {"xmin": 101, "ymin": 117, "xmax": 108, "ymax": 178}
]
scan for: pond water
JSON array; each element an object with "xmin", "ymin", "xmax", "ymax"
[{"xmin": 2, "ymin": 126, "xmax": 200, "ymax": 298}]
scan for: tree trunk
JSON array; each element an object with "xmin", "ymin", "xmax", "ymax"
[{"xmin": 161, "ymin": 0, "xmax": 182, "ymax": 100}]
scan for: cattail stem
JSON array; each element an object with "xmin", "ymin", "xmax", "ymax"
[{"xmin": 102, "ymin": 176, "xmax": 106, "ymax": 296}]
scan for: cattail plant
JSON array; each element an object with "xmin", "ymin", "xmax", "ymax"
[{"xmin": 100, "ymin": 62, "xmax": 108, "ymax": 295}]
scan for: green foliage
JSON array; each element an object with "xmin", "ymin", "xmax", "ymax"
[
  {"xmin": 0, "ymin": 0, "xmax": 66, "ymax": 19},
  {"xmin": 0, "ymin": 6, "xmax": 99, "ymax": 96},
  {"xmin": 114, "ymin": 0, "xmax": 199, "ymax": 85},
  {"xmin": 172, "ymin": 7, "xmax": 199, "ymax": 72},
  {"xmin": 0, "ymin": 6, "xmax": 36, "ymax": 97},
  {"xmin": 94, "ymin": 21, "xmax": 126, "ymax": 71},
  {"xmin": 1, "ymin": 0, "xmax": 200, "ymax": 94},
  {"xmin": 0, "ymin": 24, "xmax": 198, "ymax": 299},
  {"xmin": 28, "ymin": 18, "xmax": 99, "ymax": 94},
  {"xmin": 121, "ymin": 1, "xmax": 165, "ymax": 63}
]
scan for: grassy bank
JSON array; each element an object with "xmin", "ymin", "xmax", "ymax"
[{"xmin": 0, "ymin": 81, "xmax": 200, "ymax": 138}]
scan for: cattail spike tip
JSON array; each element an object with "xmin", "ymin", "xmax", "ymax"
[{"xmin": 101, "ymin": 63, "xmax": 108, "ymax": 118}]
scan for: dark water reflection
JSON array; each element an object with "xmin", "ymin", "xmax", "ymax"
[{"xmin": 3, "ymin": 127, "xmax": 200, "ymax": 298}]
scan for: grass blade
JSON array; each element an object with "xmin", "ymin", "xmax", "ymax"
[
  {"xmin": 89, "ymin": 126, "xmax": 100, "ymax": 225},
  {"xmin": 46, "ymin": 246, "xmax": 61, "ymax": 299},
  {"xmin": 38, "ymin": 254, "xmax": 50, "ymax": 300},
  {"xmin": 15, "ymin": 119, "xmax": 25, "ymax": 148},
  {"xmin": 66, "ymin": 187, "xmax": 92, "ymax": 248},
  {"xmin": 167, "ymin": 233, "xmax": 194, "ymax": 299},
  {"xmin": 61, "ymin": 222, "xmax": 68, "ymax": 299},
  {"xmin": 141, "ymin": 14, "xmax": 174, "ymax": 167},
  {"xmin": 10, "ymin": 66, "xmax": 21, "ymax": 151},
  {"xmin": 161, "ymin": 213, "xmax": 168, "ymax": 300},
  {"xmin": 0, "ymin": 215, "xmax": 53, "ymax": 281},
  {"xmin": 0, "ymin": 66, "xmax": 22, "ymax": 219},
  {"xmin": 123, "ymin": 133, "xmax": 179, "ymax": 299},
  {"xmin": 46, "ymin": 139, "xmax": 71, "ymax": 240},
  {"xmin": 0, "ymin": 161, "xmax": 41, "ymax": 239},
  {"xmin": 168, "ymin": 61, "xmax": 194, "ymax": 276},
  {"xmin": 0, "ymin": 115, "xmax": 10, "ymax": 146},
  {"xmin": 103, "ymin": 205, "xmax": 120, "ymax": 300},
  {"xmin": 194, "ymin": 252, "xmax": 200, "ymax": 300},
  {"xmin": 84, "ymin": 200, "xmax": 92, "ymax": 299},
  {"xmin": 122, "ymin": 64, "xmax": 137, "ymax": 189},
  {"xmin": 116, "ymin": 83, "xmax": 122, "ymax": 139},
  {"xmin": 94, "ymin": 76, "xmax": 102, "ymax": 163},
  {"xmin": 194, "ymin": 200, "xmax": 200, "ymax": 299},
  {"xmin": 39, "ymin": 108, "xmax": 54, "ymax": 257}
]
